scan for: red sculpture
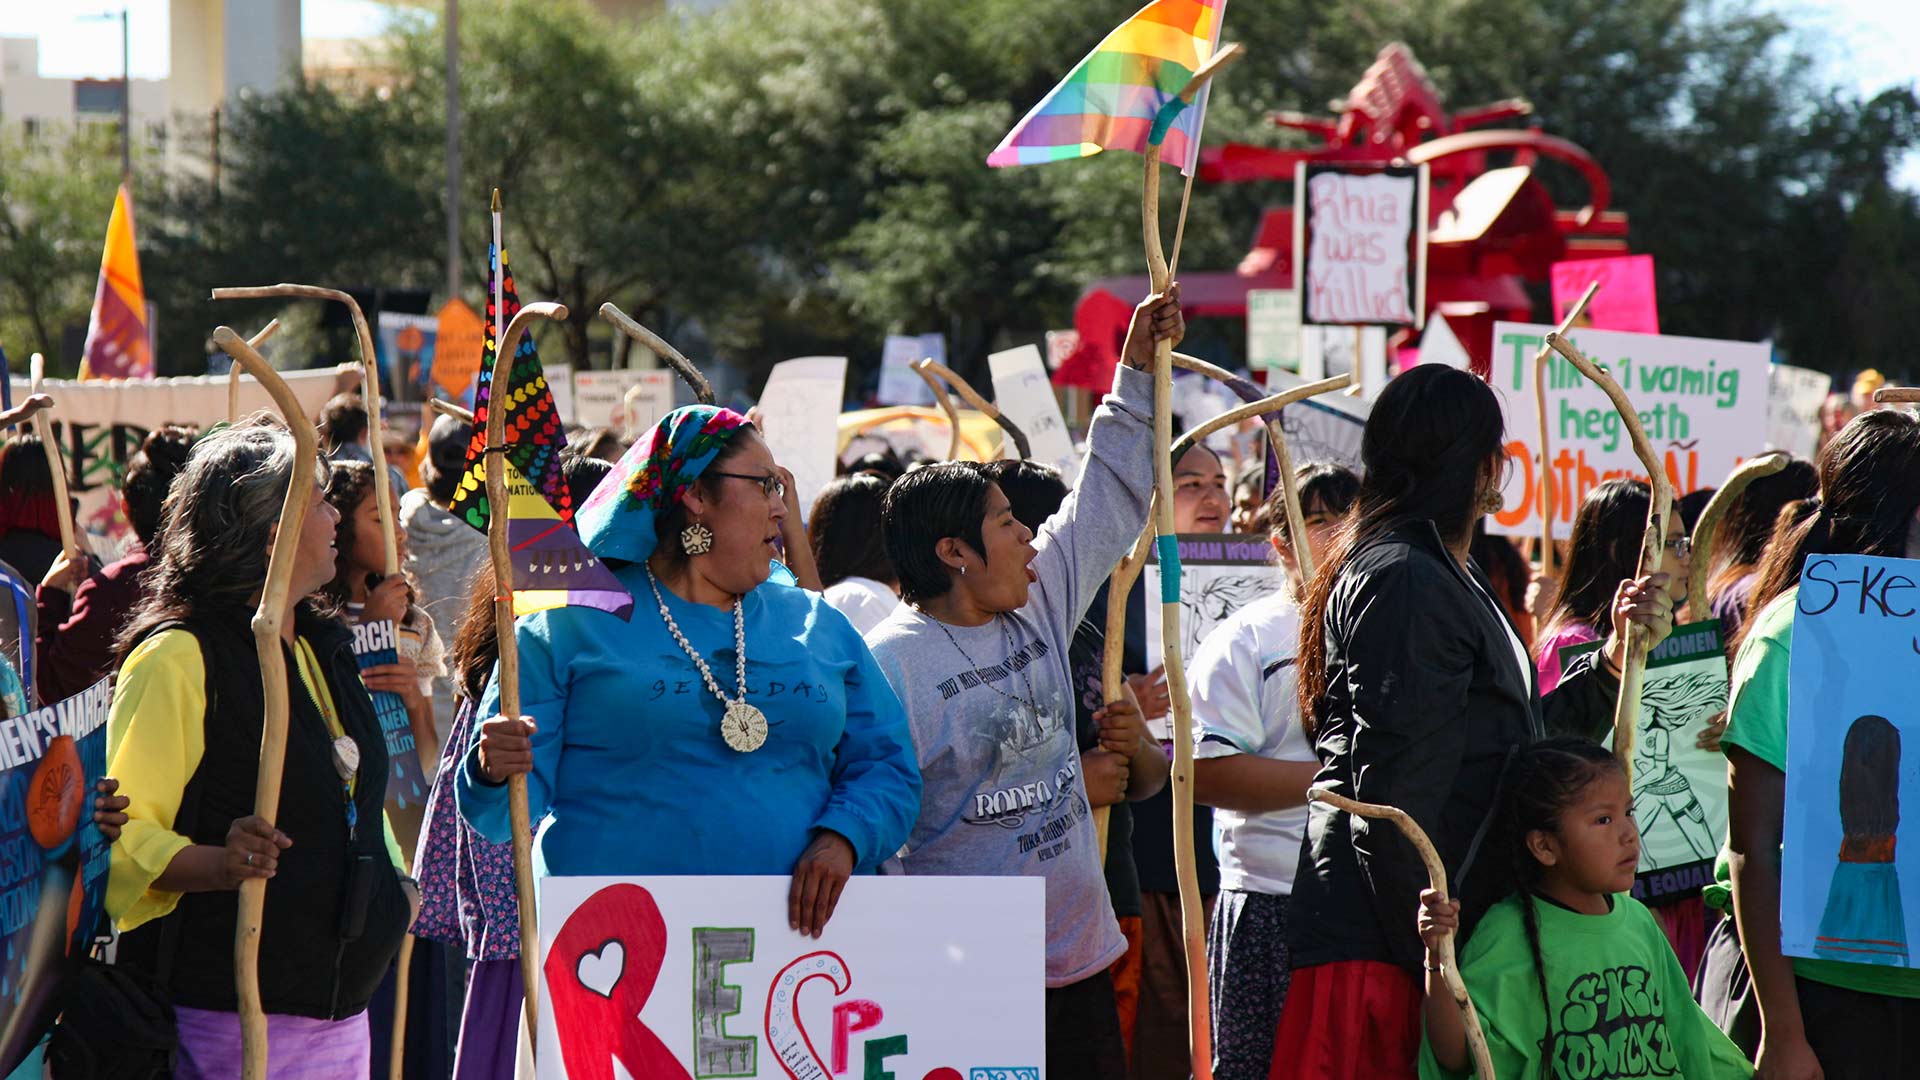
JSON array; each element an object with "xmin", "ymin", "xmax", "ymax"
[{"xmin": 1054, "ymin": 43, "xmax": 1631, "ymax": 390}]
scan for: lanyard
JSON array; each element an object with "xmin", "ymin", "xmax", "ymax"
[{"xmin": 292, "ymin": 638, "xmax": 360, "ymax": 842}]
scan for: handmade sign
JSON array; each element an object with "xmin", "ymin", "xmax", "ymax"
[
  {"xmin": 536, "ymin": 876, "xmax": 1044, "ymax": 1080},
  {"xmin": 1485, "ymin": 322, "xmax": 1771, "ymax": 540},
  {"xmin": 0, "ymin": 563, "xmax": 31, "ymax": 714},
  {"xmin": 1294, "ymin": 163, "xmax": 1429, "ymax": 328},
  {"xmin": 574, "ymin": 369, "xmax": 675, "ymax": 438},
  {"xmin": 1561, "ymin": 621, "xmax": 1729, "ymax": 905},
  {"xmin": 350, "ymin": 619, "xmax": 428, "ymax": 862},
  {"xmin": 0, "ymin": 678, "xmax": 111, "ymax": 1076},
  {"xmin": 432, "ymin": 298, "xmax": 487, "ymax": 401},
  {"xmin": 1246, "ymin": 288, "xmax": 1301, "ymax": 372},
  {"xmin": 1550, "ymin": 255, "xmax": 1659, "ymax": 334},
  {"xmin": 1144, "ymin": 534, "xmax": 1285, "ymax": 740},
  {"xmin": 876, "ymin": 335, "xmax": 941, "ymax": 407},
  {"xmin": 1780, "ymin": 554, "xmax": 1920, "ymax": 966},
  {"xmin": 1767, "ymin": 363, "xmax": 1831, "ymax": 460},
  {"xmin": 988, "ymin": 345, "xmax": 1077, "ymax": 477},
  {"xmin": 1262, "ymin": 369, "xmax": 1369, "ymax": 473},
  {"xmin": 375, "ymin": 312, "xmax": 440, "ymax": 402},
  {"xmin": 1300, "ymin": 325, "xmax": 1389, "ymax": 397},
  {"xmin": 7, "ymin": 368, "xmax": 351, "ymax": 556},
  {"xmin": 755, "ymin": 356, "xmax": 847, "ymax": 517}
]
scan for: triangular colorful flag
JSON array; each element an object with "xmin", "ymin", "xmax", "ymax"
[
  {"xmin": 497, "ymin": 458, "xmax": 632, "ymax": 620},
  {"xmin": 988, "ymin": 0, "xmax": 1227, "ymax": 176},
  {"xmin": 449, "ymin": 243, "xmax": 571, "ymax": 531},
  {"xmin": 78, "ymin": 183, "xmax": 153, "ymax": 379}
]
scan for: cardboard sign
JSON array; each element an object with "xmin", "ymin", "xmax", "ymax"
[
  {"xmin": 1781, "ymin": 555, "xmax": 1920, "ymax": 966},
  {"xmin": 1144, "ymin": 534, "xmax": 1287, "ymax": 740},
  {"xmin": 876, "ymin": 334, "xmax": 942, "ymax": 407},
  {"xmin": 1562, "ymin": 621, "xmax": 1730, "ymax": 905},
  {"xmin": 1295, "ymin": 163, "xmax": 1429, "ymax": 328},
  {"xmin": 432, "ymin": 297, "xmax": 487, "ymax": 400},
  {"xmin": 1551, "ymin": 255, "xmax": 1660, "ymax": 334},
  {"xmin": 1246, "ymin": 288, "xmax": 1302, "ymax": 372},
  {"xmin": 0, "ymin": 678, "xmax": 112, "ymax": 1075},
  {"xmin": 574, "ymin": 369, "xmax": 676, "ymax": 438},
  {"xmin": 536, "ymin": 876, "xmax": 1045, "ymax": 1079},
  {"xmin": 1768, "ymin": 363, "xmax": 1832, "ymax": 461},
  {"xmin": 350, "ymin": 619, "xmax": 428, "ymax": 864},
  {"xmin": 988, "ymin": 345, "xmax": 1078, "ymax": 479},
  {"xmin": 755, "ymin": 356, "xmax": 848, "ymax": 519},
  {"xmin": 1484, "ymin": 323, "xmax": 1772, "ymax": 540}
]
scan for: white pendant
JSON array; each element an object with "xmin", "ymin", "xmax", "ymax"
[{"xmin": 720, "ymin": 702, "xmax": 769, "ymax": 753}]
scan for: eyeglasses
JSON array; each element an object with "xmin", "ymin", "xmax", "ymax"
[
  {"xmin": 1664, "ymin": 535, "xmax": 1693, "ymax": 559},
  {"xmin": 710, "ymin": 470, "xmax": 786, "ymax": 500}
]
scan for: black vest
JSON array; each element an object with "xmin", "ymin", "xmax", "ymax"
[{"xmin": 117, "ymin": 604, "xmax": 409, "ymax": 1019}]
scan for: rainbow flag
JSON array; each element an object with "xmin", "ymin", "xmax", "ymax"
[
  {"xmin": 988, "ymin": 0, "xmax": 1227, "ymax": 175},
  {"xmin": 78, "ymin": 184, "xmax": 153, "ymax": 379},
  {"xmin": 497, "ymin": 458, "xmax": 632, "ymax": 620}
]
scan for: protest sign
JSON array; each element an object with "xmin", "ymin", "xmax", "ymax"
[
  {"xmin": 1551, "ymin": 255, "xmax": 1659, "ymax": 334},
  {"xmin": 1300, "ymin": 325, "xmax": 1389, "ymax": 398},
  {"xmin": 574, "ymin": 369, "xmax": 675, "ymax": 438},
  {"xmin": 756, "ymin": 357, "xmax": 847, "ymax": 519},
  {"xmin": 544, "ymin": 362, "xmax": 576, "ymax": 427},
  {"xmin": 1767, "ymin": 363, "xmax": 1831, "ymax": 460},
  {"xmin": 0, "ymin": 563, "xmax": 32, "ymax": 714},
  {"xmin": 1247, "ymin": 288, "xmax": 1302, "ymax": 372},
  {"xmin": 1562, "ymin": 620, "xmax": 1729, "ymax": 905},
  {"xmin": 432, "ymin": 297, "xmax": 486, "ymax": 401},
  {"xmin": 1294, "ymin": 163, "xmax": 1429, "ymax": 328},
  {"xmin": 1262, "ymin": 369, "xmax": 1369, "ymax": 474},
  {"xmin": 989, "ymin": 344, "xmax": 1078, "ymax": 479},
  {"xmin": 1416, "ymin": 312, "xmax": 1471, "ymax": 371},
  {"xmin": 1781, "ymin": 554, "xmax": 1920, "ymax": 965},
  {"xmin": 536, "ymin": 875, "xmax": 1044, "ymax": 1080},
  {"xmin": 0, "ymin": 678, "xmax": 112, "ymax": 1075},
  {"xmin": 1044, "ymin": 329, "xmax": 1080, "ymax": 371},
  {"xmin": 1484, "ymin": 322, "xmax": 1771, "ymax": 540},
  {"xmin": 374, "ymin": 312, "xmax": 438, "ymax": 403},
  {"xmin": 9, "ymin": 368, "xmax": 352, "ymax": 556},
  {"xmin": 876, "ymin": 334, "xmax": 941, "ymax": 407},
  {"xmin": 350, "ymin": 618, "xmax": 428, "ymax": 865},
  {"xmin": 1144, "ymin": 534, "xmax": 1286, "ymax": 740}
]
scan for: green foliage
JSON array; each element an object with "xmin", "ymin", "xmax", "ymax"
[{"xmin": 0, "ymin": 126, "xmax": 129, "ymax": 376}]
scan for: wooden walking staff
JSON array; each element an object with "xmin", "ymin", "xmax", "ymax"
[
  {"xmin": 910, "ymin": 358, "xmax": 1034, "ymax": 459},
  {"xmin": 226, "ymin": 319, "xmax": 283, "ymax": 423},
  {"xmin": 1543, "ymin": 329, "xmax": 1673, "ymax": 782},
  {"xmin": 485, "ymin": 300, "xmax": 571, "ymax": 1046},
  {"xmin": 26, "ymin": 355, "xmax": 82, "ymax": 566},
  {"xmin": 1876, "ymin": 387, "xmax": 1920, "ymax": 404},
  {"xmin": 598, "ymin": 303, "xmax": 716, "ymax": 405},
  {"xmin": 1532, "ymin": 284, "xmax": 1601, "ymax": 579},
  {"xmin": 1687, "ymin": 453, "xmax": 1787, "ymax": 619},
  {"xmin": 912, "ymin": 360, "xmax": 965, "ymax": 460},
  {"xmin": 210, "ymin": 326, "xmax": 321, "ymax": 1080},
  {"xmin": 1307, "ymin": 787, "xmax": 1497, "ymax": 1080},
  {"xmin": 427, "ymin": 397, "xmax": 476, "ymax": 424}
]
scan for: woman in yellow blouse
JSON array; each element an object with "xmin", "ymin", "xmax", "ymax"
[{"xmin": 106, "ymin": 419, "xmax": 416, "ymax": 1080}]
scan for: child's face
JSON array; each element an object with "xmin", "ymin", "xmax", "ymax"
[
  {"xmin": 351, "ymin": 490, "xmax": 406, "ymax": 575},
  {"xmin": 1534, "ymin": 769, "xmax": 1641, "ymax": 896}
]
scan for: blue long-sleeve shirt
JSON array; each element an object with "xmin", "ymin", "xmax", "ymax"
[{"xmin": 457, "ymin": 566, "xmax": 920, "ymax": 878}]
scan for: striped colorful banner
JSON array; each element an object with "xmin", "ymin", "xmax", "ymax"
[{"xmin": 988, "ymin": 0, "xmax": 1226, "ymax": 175}]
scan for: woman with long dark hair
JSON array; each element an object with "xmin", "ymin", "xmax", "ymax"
[
  {"xmin": 1703, "ymin": 458, "xmax": 1817, "ymax": 636},
  {"xmin": 809, "ymin": 472, "xmax": 900, "ymax": 636},
  {"xmin": 1273, "ymin": 365, "xmax": 1673, "ymax": 1079},
  {"xmin": 1711, "ymin": 410, "xmax": 1920, "ymax": 1078}
]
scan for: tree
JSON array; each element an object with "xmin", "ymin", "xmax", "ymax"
[{"xmin": 0, "ymin": 126, "xmax": 128, "ymax": 374}]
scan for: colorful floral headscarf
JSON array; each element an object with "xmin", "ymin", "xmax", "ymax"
[{"xmin": 577, "ymin": 405, "xmax": 752, "ymax": 563}]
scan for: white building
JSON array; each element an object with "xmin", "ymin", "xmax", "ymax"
[{"xmin": 0, "ymin": 36, "xmax": 168, "ymax": 142}]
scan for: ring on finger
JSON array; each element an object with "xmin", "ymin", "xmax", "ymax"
[{"xmin": 245, "ymin": 853, "xmax": 255, "ymax": 866}]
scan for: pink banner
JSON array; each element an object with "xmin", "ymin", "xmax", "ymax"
[{"xmin": 1551, "ymin": 255, "xmax": 1659, "ymax": 334}]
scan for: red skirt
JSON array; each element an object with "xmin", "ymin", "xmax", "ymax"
[{"xmin": 1268, "ymin": 960, "xmax": 1422, "ymax": 1080}]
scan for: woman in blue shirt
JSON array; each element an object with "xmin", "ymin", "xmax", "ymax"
[{"xmin": 459, "ymin": 406, "xmax": 920, "ymax": 937}]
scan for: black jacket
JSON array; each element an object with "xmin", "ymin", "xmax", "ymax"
[{"xmin": 1288, "ymin": 521, "xmax": 1618, "ymax": 973}]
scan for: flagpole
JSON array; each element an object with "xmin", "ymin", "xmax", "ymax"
[{"xmin": 492, "ymin": 189, "xmax": 504, "ymax": 354}]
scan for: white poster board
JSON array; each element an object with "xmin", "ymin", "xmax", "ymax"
[
  {"xmin": 1299, "ymin": 325, "xmax": 1389, "ymax": 398},
  {"xmin": 1767, "ymin": 363, "xmax": 1831, "ymax": 461},
  {"xmin": 755, "ymin": 356, "xmax": 848, "ymax": 519},
  {"xmin": 1262, "ymin": 368, "xmax": 1370, "ymax": 473},
  {"xmin": 1416, "ymin": 313, "xmax": 1471, "ymax": 371},
  {"xmin": 1143, "ymin": 534, "xmax": 1286, "ymax": 740},
  {"xmin": 1484, "ymin": 322, "xmax": 1771, "ymax": 540},
  {"xmin": 536, "ymin": 876, "xmax": 1045, "ymax": 1080},
  {"xmin": 544, "ymin": 362, "xmax": 576, "ymax": 427},
  {"xmin": 988, "ymin": 344, "xmax": 1078, "ymax": 480},
  {"xmin": 876, "ymin": 334, "xmax": 941, "ymax": 406},
  {"xmin": 1246, "ymin": 288, "xmax": 1302, "ymax": 372},
  {"xmin": 1296, "ymin": 163, "xmax": 1428, "ymax": 328},
  {"xmin": 573, "ymin": 369, "xmax": 675, "ymax": 438}
]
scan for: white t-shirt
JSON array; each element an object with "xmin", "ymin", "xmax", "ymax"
[
  {"xmin": 1466, "ymin": 570, "xmax": 1533, "ymax": 696},
  {"xmin": 827, "ymin": 576, "xmax": 901, "ymax": 639},
  {"xmin": 1190, "ymin": 591, "xmax": 1318, "ymax": 896}
]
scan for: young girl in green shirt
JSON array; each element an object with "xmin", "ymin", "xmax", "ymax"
[{"xmin": 1416, "ymin": 738, "xmax": 1751, "ymax": 1079}]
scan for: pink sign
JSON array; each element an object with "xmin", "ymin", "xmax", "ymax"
[{"xmin": 1551, "ymin": 255, "xmax": 1659, "ymax": 334}]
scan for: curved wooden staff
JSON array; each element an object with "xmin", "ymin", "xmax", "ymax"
[
  {"xmin": 1686, "ymin": 452, "xmax": 1787, "ymax": 619},
  {"xmin": 427, "ymin": 397, "xmax": 476, "ymax": 424},
  {"xmin": 1544, "ymin": 330, "xmax": 1673, "ymax": 782},
  {"xmin": 598, "ymin": 303, "xmax": 715, "ymax": 406},
  {"xmin": 26, "ymin": 355, "xmax": 81, "ymax": 565},
  {"xmin": 1307, "ymin": 787, "xmax": 1496, "ymax": 1080},
  {"xmin": 1532, "ymin": 284, "xmax": 1601, "ymax": 578},
  {"xmin": 212, "ymin": 286, "xmax": 399, "ymax": 579},
  {"xmin": 1169, "ymin": 352, "xmax": 1297, "ymax": 572},
  {"xmin": 227, "ymin": 319, "xmax": 283, "ymax": 423},
  {"xmin": 1139, "ymin": 41, "xmax": 1243, "ymax": 1080},
  {"xmin": 911, "ymin": 358, "xmax": 1033, "ymax": 460},
  {"xmin": 0, "ymin": 395, "xmax": 52, "ymax": 431},
  {"xmin": 1875, "ymin": 387, "xmax": 1920, "ymax": 404},
  {"xmin": 487, "ymin": 300, "xmax": 571, "ymax": 1046},
  {"xmin": 911, "ymin": 359, "xmax": 964, "ymax": 460},
  {"xmin": 211, "ymin": 326, "xmax": 320, "ymax": 1080}
]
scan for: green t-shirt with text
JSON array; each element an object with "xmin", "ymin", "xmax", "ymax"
[
  {"xmin": 1716, "ymin": 589, "xmax": 1920, "ymax": 998},
  {"xmin": 1419, "ymin": 893, "xmax": 1751, "ymax": 1080}
]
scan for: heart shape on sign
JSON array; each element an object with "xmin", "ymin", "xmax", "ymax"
[{"xmin": 576, "ymin": 940, "xmax": 625, "ymax": 998}]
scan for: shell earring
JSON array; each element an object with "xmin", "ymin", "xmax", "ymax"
[
  {"xmin": 681, "ymin": 521, "xmax": 714, "ymax": 556},
  {"xmin": 1479, "ymin": 484, "xmax": 1505, "ymax": 515}
]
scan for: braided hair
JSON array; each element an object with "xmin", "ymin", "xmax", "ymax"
[{"xmin": 1498, "ymin": 737, "xmax": 1622, "ymax": 1063}]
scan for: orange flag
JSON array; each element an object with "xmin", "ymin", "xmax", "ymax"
[{"xmin": 78, "ymin": 184, "xmax": 153, "ymax": 380}]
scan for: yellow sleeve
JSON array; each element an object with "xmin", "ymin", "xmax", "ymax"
[
  {"xmin": 383, "ymin": 812, "xmax": 407, "ymax": 874},
  {"xmin": 106, "ymin": 630, "xmax": 208, "ymax": 932}
]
